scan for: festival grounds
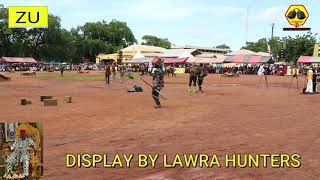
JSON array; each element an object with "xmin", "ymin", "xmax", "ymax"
[{"xmin": 0, "ymin": 71, "xmax": 319, "ymax": 180}]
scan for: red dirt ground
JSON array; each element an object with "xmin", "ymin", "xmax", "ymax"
[{"xmin": 0, "ymin": 72, "xmax": 319, "ymax": 180}]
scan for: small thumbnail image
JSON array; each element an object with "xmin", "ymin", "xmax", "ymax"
[{"xmin": 0, "ymin": 122, "xmax": 43, "ymax": 179}]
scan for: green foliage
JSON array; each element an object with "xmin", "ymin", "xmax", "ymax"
[
  {"xmin": 268, "ymin": 37, "xmax": 283, "ymax": 59},
  {"xmin": 38, "ymin": 71, "xmax": 106, "ymax": 81},
  {"xmin": 141, "ymin": 35, "xmax": 171, "ymax": 49},
  {"xmin": 38, "ymin": 15, "xmax": 76, "ymax": 62},
  {"xmin": 73, "ymin": 20, "xmax": 136, "ymax": 62},
  {"xmin": 216, "ymin": 44, "xmax": 230, "ymax": 49},
  {"xmin": 242, "ymin": 32, "xmax": 319, "ymax": 63},
  {"xmin": 0, "ymin": 4, "xmax": 137, "ymax": 63},
  {"xmin": 126, "ymin": 73, "xmax": 134, "ymax": 79},
  {"xmin": 285, "ymin": 32, "xmax": 318, "ymax": 62},
  {"xmin": 242, "ymin": 38, "xmax": 269, "ymax": 52}
]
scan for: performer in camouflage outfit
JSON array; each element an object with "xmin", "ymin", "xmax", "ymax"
[
  {"xmin": 5, "ymin": 130, "xmax": 36, "ymax": 177},
  {"xmin": 152, "ymin": 60, "xmax": 164, "ymax": 108},
  {"xmin": 197, "ymin": 64, "xmax": 208, "ymax": 92},
  {"xmin": 189, "ymin": 63, "xmax": 199, "ymax": 93}
]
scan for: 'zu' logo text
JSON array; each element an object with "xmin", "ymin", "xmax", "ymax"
[{"xmin": 8, "ymin": 6, "xmax": 48, "ymax": 28}]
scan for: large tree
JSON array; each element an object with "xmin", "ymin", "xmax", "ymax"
[
  {"xmin": 243, "ymin": 37, "xmax": 283, "ymax": 59},
  {"xmin": 107, "ymin": 20, "xmax": 136, "ymax": 48},
  {"xmin": 242, "ymin": 38, "xmax": 269, "ymax": 53},
  {"xmin": 268, "ymin": 36, "xmax": 283, "ymax": 58},
  {"xmin": 285, "ymin": 32, "xmax": 318, "ymax": 62},
  {"xmin": 141, "ymin": 35, "xmax": 171, "ymax": 49},
  {"xmin": 0, "ymin": 5, "xmax": 29, "ymax": 57},
  {"xmin": 72, "ymin": 20, "xmax": 137, "ymax": 62},
  {"xmin": 38, "ymin": 15, "xmax": 77, "ymax": 62}
]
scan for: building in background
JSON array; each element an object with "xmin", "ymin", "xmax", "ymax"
[
  {"xmin": 96, "ymin": 44, "xmax": 230, "ymax": 64},
  {"xmin": 171, "ymin": 45, "xmax": 229, "ymax": 55},
  {"xmin": 96, "ymin": 45, "xmax": 165, "ymax": 64}
]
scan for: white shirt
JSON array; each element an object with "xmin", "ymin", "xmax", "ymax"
[{"xmin": 258, "ymin": 66, "xmax": 265, "ymax": 76}]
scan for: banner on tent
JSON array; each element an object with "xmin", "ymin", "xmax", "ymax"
[{"xmin": 174, "ymin": 68, "xmax": 186, "ymax": 74}]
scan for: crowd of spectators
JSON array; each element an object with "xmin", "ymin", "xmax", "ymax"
[
  {"xmin": 0, "ymin": 62, "xmax": 318, "ymax": 77},
  {"xmin": 0, "ymin": 63, "xmax": 99, "ymax": 72}
]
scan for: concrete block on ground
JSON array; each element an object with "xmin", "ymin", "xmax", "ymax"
[
  {"xmin": 44, "ymin": 98, "xmax": 58, "ymax": 106},
  {"xmin": 20, "ymin": 98, "xmax": 27, "ymax": 105},
  {"xmin": 40, "ymin": 96, "xmax": 53, "ymax": 102},
  {"xmin": 26, "ymin": 100, "xmax": 32, "ymax": 104},
  {"xmin": 64, "ymin": 96, "xmax": 72, "ymax": 103}
]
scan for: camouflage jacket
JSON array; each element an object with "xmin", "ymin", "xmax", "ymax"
[
  {"xmin": 153, "ymin": 67, "xmax": 164, "ymax": 90},
  {"xmin": 189, "ymin": 65, "xmax": 199, "ymax": 77},
  {"xmin": 7, "ymin": 137, "xmax": 36, "ymax": 162},
  {"xmin": 198, "ymin": 66, "xmax": 208, "ymax": 80}
]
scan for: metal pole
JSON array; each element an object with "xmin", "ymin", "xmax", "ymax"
[
  {"xmin": 245, "ymin": 6, "xmax": 249, "ymax": 45},
  {"xmin": 271, "ymin": 22, "xmax": 274, "ymax": 40}
]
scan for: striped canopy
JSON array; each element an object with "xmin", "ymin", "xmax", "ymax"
[
  {"xmin": 162, "ymin": 57, "xmax": 188, "ymax": 64},
  {"xmin": 297, "ymin": 56, "xmax": 320, "ymax": 63},
  {"xmin": 0, "ymin": 57, "xmax": 37, "ymax": 63},
  {"xmin": 224, "ymin": 55, "xmax": 272, "ymax": 64}
]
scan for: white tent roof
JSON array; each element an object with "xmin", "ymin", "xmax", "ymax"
[
  {"xmin": 256, "ymin": 52, "xmax": 271, "ymax": 57},
  {"xmin": 226, "ymin": 49, "xmax": 256, "ymax": 56},
  {"xmin": 132, "ymin": 51, "xmax": 145, "ymax": 59},
  {"xmin": 121, "ymin": 45, "xmax": 165, "ymax": 53},
  {"xmin": 178, "ymin": 50, "xmax": 194, "ymax": 58},
  {"xmin": 161, "ymin": 49, "xmax": 197, "ymax": 58}
]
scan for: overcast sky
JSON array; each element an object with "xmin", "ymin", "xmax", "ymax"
[{"xmin": 2, "ymin": 0, "xmax": 318, "ymax": 50}]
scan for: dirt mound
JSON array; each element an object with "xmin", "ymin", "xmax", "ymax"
[{"xmin": 0, "ymin": 74, "xmax": 10, "ymax": 81}]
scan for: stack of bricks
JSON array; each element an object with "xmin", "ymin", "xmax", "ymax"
[
  {"xmin": 20, "ymin": 98, "xmax": 32, "ymax": 105},
  {"xmin": 64, "ymin": 96, "xmax": 72, "ymax": 103},
  {"xmin": 43, "ymin": 98, "xmax": 58, "ymax": 106}
]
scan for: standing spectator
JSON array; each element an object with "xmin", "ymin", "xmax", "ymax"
[
  {"xmin": 171, "ymin": 64, "xmax": 176, "ymax": 77},
  {"xmin": 140, "ymin": 64, "xmax": 145, "ymax": 76},
  {"xmin": 119, "ymin": 63, "xmax": 125, "ymax": 83},
  {"xmin": 60, "ymin": 65, "xmax": 65, "ymax": 77},
  {"xmin": 105, "ymin": 64, "xmax": 111, "ymax": 84},
  {"xmin": 111, "ymin": 63, "xmax": 116, "ymax": 80}
]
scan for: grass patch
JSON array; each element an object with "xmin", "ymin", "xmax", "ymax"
[{"xmin": 37, "ymin": 71, "xmax": 137, "ymax": 81}]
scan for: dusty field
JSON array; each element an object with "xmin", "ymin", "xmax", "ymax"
[{"xmin": 0, "ymin": 71, "xmax": 319, "ymax": 180}]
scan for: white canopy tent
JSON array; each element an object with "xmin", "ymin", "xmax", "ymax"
[{"xmin": 132, "ymin": 51, "xmax": 145, "ymax": 59}]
